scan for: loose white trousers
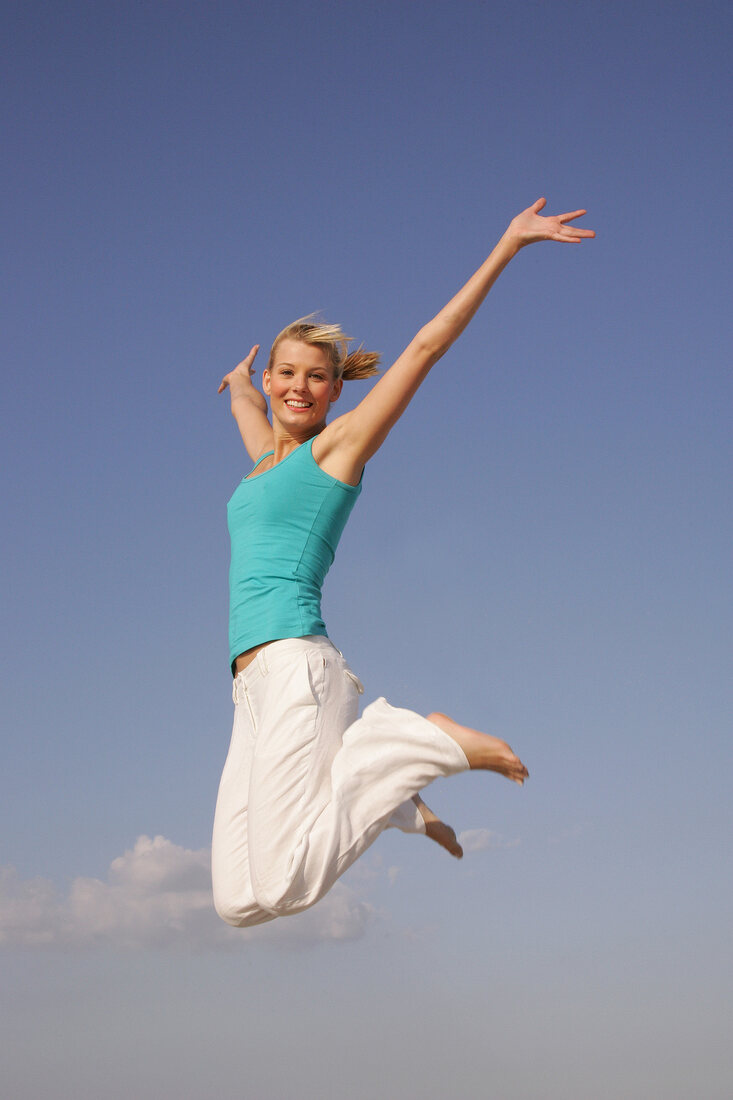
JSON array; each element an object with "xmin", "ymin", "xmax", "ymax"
[{"xmin": 211, "ymin": 636, "xmax": 469, "ymax": 926}]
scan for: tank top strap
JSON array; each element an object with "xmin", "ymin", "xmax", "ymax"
[{"xmin": 250, "ymin": 450, "xmax": 274, "ymax": 474}]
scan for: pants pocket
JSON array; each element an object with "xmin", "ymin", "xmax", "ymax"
[{"xmin": 343, "ymin": 667, "xmax": 365, "ymax": 695}]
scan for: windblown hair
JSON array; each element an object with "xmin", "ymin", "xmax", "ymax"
[{"xmin": 268, "ymin": 315, "xmax": 381, "ymax": 381}]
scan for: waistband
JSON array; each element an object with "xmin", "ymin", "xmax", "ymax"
[{"xmin": 232, "ymin": 635, "xmax": 342, "ymax": 703}]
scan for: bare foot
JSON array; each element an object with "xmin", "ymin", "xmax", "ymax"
[
  {"xmin": 427, "ymin": 712, "xmax": 529, "ymax": 785},
  {"xmin": 413, "ymin": 795, "xmax": 463, "ymax": 859}
]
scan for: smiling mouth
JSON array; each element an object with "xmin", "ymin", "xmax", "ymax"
[{"xmin": 285, "ymin": 400, "xmax": 312, "ymax": 409}]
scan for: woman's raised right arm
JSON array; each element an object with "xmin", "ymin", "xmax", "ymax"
[{"xmin": 218, "ymin": 344, "xmax": 274, "ymax": 461}]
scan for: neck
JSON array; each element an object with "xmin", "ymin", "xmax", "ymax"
[{"xmin": 271, "ymin": 421, "xmax": 324, "ymax": 463}]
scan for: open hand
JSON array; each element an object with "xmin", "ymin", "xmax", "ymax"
[
  {"xmin": 218, "ymin": 344, "xmax": 260, "ymax": 394},
  {"xmin": 507, "ymin": 198, "xmax": 595, "ymax": 248}
]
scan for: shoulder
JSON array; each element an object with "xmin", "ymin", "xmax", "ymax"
[
  {"xmin": 311, "ymin": 413, "xmax": 351, "ymax": 463},
  {"xmin": 311, "ymin": 415, "xmax": 364, "ymax": 487}
]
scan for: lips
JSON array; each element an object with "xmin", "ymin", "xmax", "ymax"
[{"xmin": 285, "ymin": 400, "xmax": 312, "ymax": 409}]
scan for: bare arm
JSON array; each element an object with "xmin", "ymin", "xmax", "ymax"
[
  {"xmin": 218, "ymin": 345, "xmax": 274, "ymax": 462},
  {"xmin": 322, "ymin": 199, "xmax": 594, "ymax": 475}
]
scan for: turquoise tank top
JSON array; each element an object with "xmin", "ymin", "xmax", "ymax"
[{"xmin": 227, "ymin": 437, "xmax": 362, "ymax": 669}]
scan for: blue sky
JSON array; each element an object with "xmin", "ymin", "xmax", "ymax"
[{"xmin": 2, "ymin": 2, "xmax": 731, "ymax": 1097}]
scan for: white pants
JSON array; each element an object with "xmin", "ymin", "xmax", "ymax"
[{"xmin": 211, "ymin": 635, "xmax": 469, "ymax": 926}]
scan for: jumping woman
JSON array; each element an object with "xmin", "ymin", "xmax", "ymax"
[{"xmin": 212, "ymin": 198, "xmax": 594, "ymax": 927}]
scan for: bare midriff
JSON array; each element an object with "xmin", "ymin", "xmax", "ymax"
[{"xmin": 233, "ymin": 643, "xmax": 269, "ymax": 674}]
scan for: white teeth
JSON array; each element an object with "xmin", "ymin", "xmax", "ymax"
[{"xmin": 286, "ymin": 400, "xmax": 311, "ymax": 408}]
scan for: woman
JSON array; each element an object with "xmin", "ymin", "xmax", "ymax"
[{"xmin": 212, "ymin": 198, "xmax": 594, "ymax": 927}]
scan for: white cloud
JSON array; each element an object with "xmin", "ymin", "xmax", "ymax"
[
  {"xmin": 457, "ymin": 828, "xmax": 520, "ymax": 853},
  {"xmin": 0, "ymin": 836, "xmax": 374, "ymax": 951},
  {"xmin": 0, "ymin": 866, "xmax": 61, "ymax": 947}
]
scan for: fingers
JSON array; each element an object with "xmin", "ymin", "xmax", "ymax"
[
  {"xmin": 531, "ymin": 196, "xmax": 547, "ymax": 213},
  {"xmin": 219, "ymin": 344, "xmax": 261, "ymax": 393},
  {"xmin": 555, "ymin": 209, "xmax": 595, "ymax": 241},
  {"xmin": 554, "ymin": 226, "xmax": 595, "ymax": 242},
  {"xmin": 237, "ymin": 343, "xmax": 260, "ymax": 371}
]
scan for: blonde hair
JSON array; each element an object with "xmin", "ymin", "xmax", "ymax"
[{"xmin": 268, "ymin": 315, "xmax": 380, "ymax": 381}]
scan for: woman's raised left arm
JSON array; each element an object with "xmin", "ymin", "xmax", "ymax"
[{"xmin": 322, "ymin": 199, "xmax": 594, "ymax": 476}]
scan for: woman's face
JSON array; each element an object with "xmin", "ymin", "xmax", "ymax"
[{"xmin": 264, "ymin": 339, "xmax": 342, "ymax": 432}]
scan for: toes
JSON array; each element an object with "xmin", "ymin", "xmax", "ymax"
[
  {"xmin": 443, "ymin": 834, "xmax": 463, "ymax": 858},
  {"xmin": 425, "ymin": 821, "xmax": 464, "ymax": 858}
]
